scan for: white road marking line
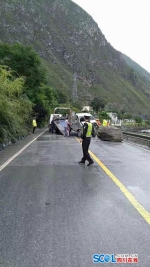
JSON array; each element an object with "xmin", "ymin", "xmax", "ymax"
[{"xmin": 0, "ymin": 130, "xmax": 47, "ymax": 172}]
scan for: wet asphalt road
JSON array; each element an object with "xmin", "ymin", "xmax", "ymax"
[{"xmin": 0, "ymin": 130, "xmax": 150, "ymax": 267}]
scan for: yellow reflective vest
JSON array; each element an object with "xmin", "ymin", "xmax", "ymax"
[
  {"xmin": 102, "ymin": 119, "xmax": 107, "ymax": 126},
  {"xmin": 32, "ymin": 119, "xmax": 37, "ymax": 127},
  {"xmin": 86, "ymin": 122, "xmax": 92, "ymax": 137}
]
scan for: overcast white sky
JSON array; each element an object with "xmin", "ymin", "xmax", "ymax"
[{"xmin": 72, "ymin": 0, "xmax": 150, "ymax": 73}]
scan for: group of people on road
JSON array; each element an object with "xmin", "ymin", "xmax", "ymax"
[{"xmin": 32, "ymin": 115, "xmax": 109, "ymax": 167}]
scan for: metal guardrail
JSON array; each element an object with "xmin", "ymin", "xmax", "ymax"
[{"xmin": 123, "ymin": 132, "xmax": 150, "ymax": 148}]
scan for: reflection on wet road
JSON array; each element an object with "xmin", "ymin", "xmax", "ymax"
[{"xmin": 0, "ymin": 131, "xmax": 150, "ymax": 267}]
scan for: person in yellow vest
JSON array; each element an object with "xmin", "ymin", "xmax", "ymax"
[
  {"xmin": 102, "ymin": 119, "xmax": 107, "ymax": 126},
  {"xmin": 32, "ymin": 117, "xmax": 37, "ymax": 134},
  {"xmin": 78, "ymin": 115, "xmax": 94, "ymax": 166}
]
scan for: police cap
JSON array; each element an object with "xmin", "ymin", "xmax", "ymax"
[
  {"xmin": 84, "ymin": 115, "xmax": 90, "ymax": 119},
  {"xmin": 80, "ymin": 117, "xmax": 85, "ymax": 122}
]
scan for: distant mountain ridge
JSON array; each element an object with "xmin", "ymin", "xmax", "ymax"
[{"xmin": 0, "ymin": 0, "xmax": 150, "ymax": 115}]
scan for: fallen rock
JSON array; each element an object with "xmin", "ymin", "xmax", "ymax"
[{"xmin": 97, "ymin": 126, "xmax": 123, "ymax": 142}]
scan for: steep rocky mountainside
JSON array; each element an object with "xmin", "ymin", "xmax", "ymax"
[
  {"xmin": 122, "ymin": 54, "xmax": 150, "ymax": 82},
  {"xmin": 0, "ymin": 0, "xmax": 150, "ymax": 114}
]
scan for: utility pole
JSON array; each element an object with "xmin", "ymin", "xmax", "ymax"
[{"xmin": 72, "ymin": 73, "xmax": 78, "ymax": 101}]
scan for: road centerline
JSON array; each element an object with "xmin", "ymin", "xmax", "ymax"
[{"xmin": 75, "ymin": 137, "xmax": 150, "ymax": 225}]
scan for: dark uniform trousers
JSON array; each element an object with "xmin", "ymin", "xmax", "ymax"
[{"xmin": 81, "ymin": 137, "xmax": 93, "ymax": 163}]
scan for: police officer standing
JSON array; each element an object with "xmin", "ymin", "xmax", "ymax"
[{"xmin": 78, "ymin": 115, "xmax": 94, "ymax": 166}]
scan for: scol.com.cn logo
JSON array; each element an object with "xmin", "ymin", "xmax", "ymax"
[{"xmin": 93, "ymin": 254, "xmax": 138, "ymax": 263}]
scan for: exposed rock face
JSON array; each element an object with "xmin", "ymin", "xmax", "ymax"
[
  {"xmin": 0, "ymin": 0, "xmax": 150, "ymax": 112},
  {"xmin": 0, "ymin": 0, "xmax": 123, "ymax": 73},
  {"xmin": 97, "ymin": 126, "xmax": 123, "ymax": 142}
]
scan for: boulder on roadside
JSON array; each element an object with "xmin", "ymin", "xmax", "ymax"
[{"xmin": 97, "ymin": 126, "xmax": 123, "ymax": 142}]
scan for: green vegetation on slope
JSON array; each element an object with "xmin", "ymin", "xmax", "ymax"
[
  {"xmin": 0, "ymin": 66, "xmax": 32, "ymax": 143},
  {"xmin": 0, "ymin": 43, "xmax": 60, "ymax": 143}
]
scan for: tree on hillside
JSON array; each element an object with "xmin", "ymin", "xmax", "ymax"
[
  {"xmin": 56, "ymin": 90, "xmax": 68, "ymax": 104},
  {"xmin": 0, "ymin": 43, "xmax": 58, "ymax": 124},
  {"xmin": 70, "ymin": 101, "xmax": 82, "ymax": 111},
  {"xmin": 124, "ymin": 113, "xmax": 133, "ymax": 120},
  {"xmin": 34, "ymin": 85, "xmax": 58, "ymax": 125},
  {"xmin": 0, "ymin": 66, "xmax": 32, "ymax": 142},
  {"xmin": 98, "ymin": 111, "xmax": 110, "ymax": 122},
  {"xmin": 134, "ymin": 116, "xmax": 142, "ymax": 125},
  {"xmin": 90, "ymin": 97, "xmax": 105, "ymax": 113},
  {"xmin": 0, "ymin": 43, "xmax": 46, "ymax": 100}
]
